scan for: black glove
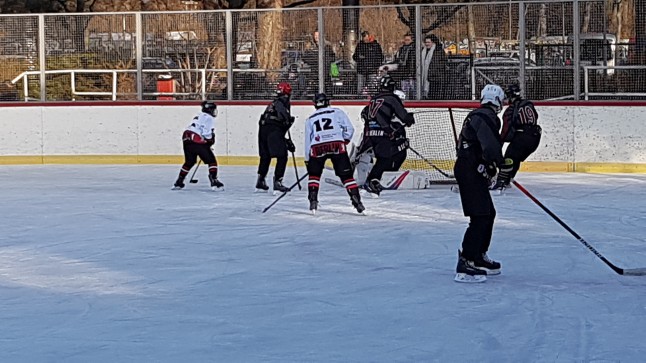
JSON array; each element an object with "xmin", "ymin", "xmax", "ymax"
[
  {"xmin": 285, "ymin": 138, "xmax": 296, "ymax": 153},
  {"xmin": 497, "ymin": 158, "xmax": 514, "ymax": 185},
  {"xmin": 403, "ymin": 112, "xmax": 415, "ymax": 127},
  {"xmin": 478, "ymin": 161, "xmax": 498, "ymax": 180},
  {"xmin": 206, "ymin": 137, "xmax": 215, "ymax": 146},
  {"xmin": 288, "ymin": 116, "xmax": 295, "ymax": 127}
]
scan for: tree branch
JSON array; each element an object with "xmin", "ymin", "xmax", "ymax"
[
  {"xmin": 285, "ymin": 0, "xmax": 317, "ymax": 8},
  {"xmin": 396, "ymin": 7, "xmax": 413, "ymax": 29},
  {"xmin": 422, "ymin": 5, "xmax": 463, "ymax": 34}
]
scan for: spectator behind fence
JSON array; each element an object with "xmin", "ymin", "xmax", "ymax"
[
  {"xmin": 302, "ymin": 31, "xmax": 336, "ymax": 95},
  {"xmin": 393, "ymin": 33, "xmax": 416, "ymax": 99},
  {"xmin": 426, "ymin": 34, "xmax": 448, "ymax": 100},
  {"xmin": 353, "ymin": 31, "xmax": 384, "ymax": 96}
]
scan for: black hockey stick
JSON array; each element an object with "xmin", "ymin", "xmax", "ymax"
[
  {"xmin": 262, "ymin": 173, "xmax": 309, "ymax": 213},
  {"xmin": 287, "ymin": 130, "xmax": 302, "ymax": 190},
  {"xmin": 189, "ymin": 160, "xmax": 202, "ymax": 184},
  {"xmin": 407, "ymin": 146, "xmax": 455, "ymax": 179},
  {"xmin": 513, "ymin": 180, "xmax": 646, "ymax": 276}
]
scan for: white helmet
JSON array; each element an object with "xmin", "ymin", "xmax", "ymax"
[
  {"xmin": 480, "ymin": 84, "xmax": 505, "ymax": 113},
  {"xmin": 394, "ymin": 90, "xmax": 406, "ymax": 100}
]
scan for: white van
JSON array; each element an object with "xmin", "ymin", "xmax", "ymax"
[{"xmin": 567, "ymin": 33, "xmax": 617, "ymax": 75}]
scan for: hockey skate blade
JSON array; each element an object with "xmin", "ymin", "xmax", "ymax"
[
  {"xmin": 171, "ymin": 186, "xmax": 184, "ymax": 191},
  {"xmin": 254, "ymin": 188, "xmax": 269, "ymax": 193},
  {"xmin": 211, "ymin": 186, "xmax": 225, "ymax": 192},
  {"xmin": 454, "ymin": 273, "xmax": 487, "ymax": 283},
  {"xmin": 450, "ymin": 185, "xmax": 459, "ymax": 193}
]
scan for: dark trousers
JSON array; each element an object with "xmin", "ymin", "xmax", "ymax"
[
  {"xmin": 307, "ymin": 152, "xmax": 359, "ymax": 201},
  {"xmin": 258, "ymin": 126, "xmax": 288, "ymax": 179},
  {"xmin": 366, "ymin": 137, "xmax": 407, "ymax": 182},
  {"xmin": 454, "ymin": 156, "xmax": 497, "ymax": 260},
  {"xmin": 504, "ymin": 126, "xmax": 542, "ymax": 179}
]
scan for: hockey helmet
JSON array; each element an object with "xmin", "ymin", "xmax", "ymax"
[
  {"xmin": 276, "ymin": 82, "xmax": 293, "ymax": 97},
  {"xmin": 313, "ymin": 93, "xmax": 330, "ymax": 109},
  {"xmin": 505, "ymin": 84, "xmax": 522, "ymax": 103},
  {"xmin": 480, "ymin": 84, "xmax": 505, "ymax": 113},
  {"xmin": 201, "ymin": 100, "xmax": 218, "ymax": 117},
  {"xmin": 379, "ymin": 75, "xmax": 396, "ymax": 92}
]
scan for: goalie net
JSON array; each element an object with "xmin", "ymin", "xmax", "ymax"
[{"xmin": 404, "ymin": 106, "xmax": 474, "ymax": 184}]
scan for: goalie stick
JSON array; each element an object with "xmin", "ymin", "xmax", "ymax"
[
  {"xmin": 407, "ymin": 146, "xmax": 455, "ymax": 179},
  {"xmin": 513, "ymin": 180, "xmax": 646, "ymax": 276}
]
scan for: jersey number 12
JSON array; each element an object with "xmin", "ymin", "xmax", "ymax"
[{"xmin": 313, "ymin": 118, "xmax": 333, "ymax": 132}]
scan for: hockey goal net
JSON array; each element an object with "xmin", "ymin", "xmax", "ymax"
[{"xmin": 404, "ymin": 104, "xmax": 475, "ymax": 184}]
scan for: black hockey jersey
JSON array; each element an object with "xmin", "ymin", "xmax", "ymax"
[
  {"xmin": 501, "ymin": 99, "xmax": 538, "ymax": 142},
  {"xmin": 457, "ymin": 106, "xmax": 503, "ymax": 167}
]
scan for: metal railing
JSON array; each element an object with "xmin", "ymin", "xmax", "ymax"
[{"xmin": 0, "ymin": 1, "xmax": 643, "ymax": 102}]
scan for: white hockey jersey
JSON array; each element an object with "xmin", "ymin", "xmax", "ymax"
[
  {"xmin": 185, "ymin": 112, "xmax": 215, "ymax": 140},
  {"xmin": 304, "ymin": 107, "xmax": 354, "ymax": 161}
]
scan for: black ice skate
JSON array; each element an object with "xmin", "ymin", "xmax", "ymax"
[
  {"xmin": 363, "ymin": 179, "xmax": 383, "ymax": 197},
  {"xmin": 255, "ymin": 175, "xmax": 269, "ymax": 192},
  {"xmin": 474, "ymin": 253, "xmax": 501, "ymax": 275},
  {"xmin": 209, "ymin": 175, "xmax": 224, "ymax": 191},
  {"xmin": 308, "ymin": 190, "xmax": 318, "ymax": 215},
  {"xmin": 455, "ymin": 251, "xmax": 487, "ymax": 283},
  {"xmin": 351, "ymin": 195, "xmax": 366, "ymax": 214},
  {"xmin": 273, "ymin": 177, "xmax": 289, "ymax": 193},
  {"xmin": 172, "ymin": 177, "xmax": 185, "ymax": 190}
]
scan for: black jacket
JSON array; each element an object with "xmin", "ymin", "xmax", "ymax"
[
  {"xmin": 500, "ymin": 99, "xmax": 539, "ymax": 142},
  {"xmin": 362, "ymin": 92, "xmax": 414, "ymax": 137},
  {"xmin": 353, "ymin": 40, "xmax": 384, "ymax": 75},
  {"xmin": 260, "ymin": 96, "xmax": 293, "ymax": 132},
  {"xmin": 457, "ymin": 106, "xmax": 503, "ymax": 167}
]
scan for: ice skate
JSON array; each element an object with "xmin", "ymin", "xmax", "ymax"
[
  {"xmin": 255, "ymin": 175, "xmax": 269, "ymax": 192},
  {"xmin": 273, "ymin": 177, "xmax": 289, "ymax": 193},
  {"xmin": 209, "ymin": 175, "xmax": 224, "ymax": 191},
  {"xmin": 454, "ymin": 251, "xmax": 487, "ymax": 283},
  {"xmin": 172, "ymin": 177, "xmax": 185, "ymax": 190},
  {"xmin": 362, "ymin": 179, "xmax": 382, "ymax": 198},
  {"xmin": 474, "ymin": 252, "xmax": 501, "ymax": 275}
]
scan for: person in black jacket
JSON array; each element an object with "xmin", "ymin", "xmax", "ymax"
[
  {"xmin": 353, "ymin": 31, "xmax": 384, "ymax": 96},
  {"xmin": 491, "ymin": 84, "xmax": 542, "ymax": 191},
  {"xmin": 454, "ymin": 84, "xmax": 512, "ymax": 283},
  {"xmin": 256, "ymin": 82, "xmax": 295, "ymax": 193},
  {"xmin": 359, "ymin": 75, "xmax": 415, "ymax": 197}
]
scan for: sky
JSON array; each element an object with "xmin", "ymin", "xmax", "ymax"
[{"xmin": 0, "ymin": 165, "xmax": 645, "ymax": 363}]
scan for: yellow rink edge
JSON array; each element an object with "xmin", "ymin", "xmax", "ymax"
[{"xmin": 0, "ymin": 156, "xmax": 645, "ymax": 173}]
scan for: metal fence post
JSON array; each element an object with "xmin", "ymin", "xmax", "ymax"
[
  {"xmin": 135, "ymin": 12, "xmax": 143, "ymax": 101},
  {"xmin": 318, "ymin": 8, "xmax": 325, "ymax": 94},
  {"xmin": 415, "ymin": 5, "xmax": 422, "ymax": 100},
  {"xmin": 573, "ymin": 0, "xmax": 581, "ymax": 100},
  {"xmin": 518, "ymin": 1, "xmax": 526, "ymax": 97},
  {"xmin": 226, "ymin": 10, "xmax": 233, "ymax": 101},
  {"xmin": 38, "ymin": 14, "xmax": 46, "ymax": 102}
]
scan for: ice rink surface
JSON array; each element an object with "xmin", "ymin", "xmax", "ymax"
[{"xmin": 0, "ymin": 164, "xmax": 645, "ymax": 362}]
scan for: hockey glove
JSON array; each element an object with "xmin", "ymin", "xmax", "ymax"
[
  {"xmin": 285, "ymin": 138, "xmax": 296, "ymax": 153},
  {"xmin": 206, "ymin": 137, "xmax": 215, "ymax": 146},
  {"xmin": 403, "ymin": 112, "xmax": 415, "ymax": 127},
  {"xmin": 477, "ymin": 161, "xmax": 498, "ymax": 180},
  {"xmin": 497, "ymin": 158, "xmax": 514, "ymax": 186}
]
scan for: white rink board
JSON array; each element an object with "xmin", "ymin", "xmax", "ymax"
[{"xmin": 0, "ymin": 104, "xmax": 644, "ymax": 164}]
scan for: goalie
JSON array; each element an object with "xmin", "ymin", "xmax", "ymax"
[{"xmin": 350, "ymin": 77, "xmax": 428, "ymax": 194}]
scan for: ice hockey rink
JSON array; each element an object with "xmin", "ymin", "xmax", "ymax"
[{"xmin": 0, "ymin": 164, "xmax": 645, "ymax": 362}]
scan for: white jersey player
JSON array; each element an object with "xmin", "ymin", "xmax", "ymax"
[{"xmin": 304, "ymin": 93, "xmax": 365, "ymax": 215}]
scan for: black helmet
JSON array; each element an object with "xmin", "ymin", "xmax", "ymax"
[
  {"xmin": 379, "ymin": 75, "xmax": 396, "ymax": 92},
  {"xmin": 313, "ymin": 93, "xmax": 330, "ymax": 109},
  {"xmin": 201, "ymin": 100, "xmax": 217, "ymax": 117},
  {"xmin": 505, "ymin": 84, "xmax": 522, "ymax": 102}
]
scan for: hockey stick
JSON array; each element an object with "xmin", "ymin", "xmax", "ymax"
[
  {"xmin": 262, "ymin": 173, "xmax": 309, "ymax": 213},
  {"xmin": 407, "ymin": 146, "xmax": 455, "ymax": 179},
  {"xmin": 287, "ymin": 130, "xmax": 302, "ymax": 190},
  {"xmin": 513, "ymin": 180, "xmax": 646, "ymax": 276},
  {"xmin": 189, "ymin": 160, "xmax": 202, "ymax": 184}
]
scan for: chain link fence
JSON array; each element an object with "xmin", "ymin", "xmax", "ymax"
[{"xmin": 1, "ymin": 0, "xmax": 644, "ymax": 102}]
